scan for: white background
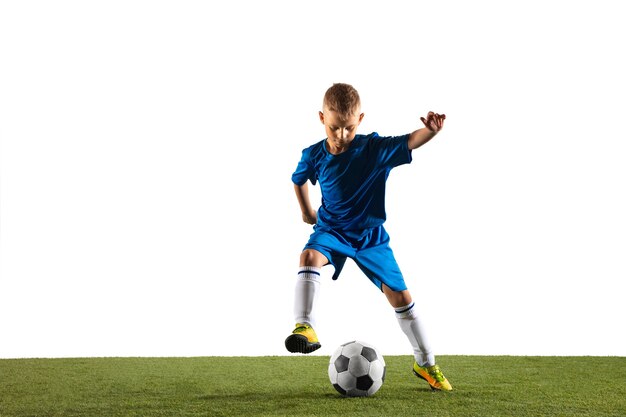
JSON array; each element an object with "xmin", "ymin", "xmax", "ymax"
[{"xmin": 1, "ymin": 1, "xmax": 624, "ymax": 358}]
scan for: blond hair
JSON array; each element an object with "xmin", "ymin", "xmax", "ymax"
[{"xmin": 323, "ymin": 83, "xmax": 361, "ymax": 117}]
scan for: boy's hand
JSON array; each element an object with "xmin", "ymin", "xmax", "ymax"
[
  {"xmin": 302, "ymin": 210, "xmax": 317, "ymax": 225},
  {"xmin": 420, "ymin": 111, "xmax": 446, "ymax": 133},
  {"xmin": 408, "ymin": 111, "xmax": 446, "ymax": 150}
]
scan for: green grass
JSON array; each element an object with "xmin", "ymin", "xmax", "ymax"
[{"xmin": 1, "ymin": 356, "xmax": 625, "ymax": 417}]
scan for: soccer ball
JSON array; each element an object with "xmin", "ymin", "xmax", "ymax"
[{"xmin": 328, "ymin": 340, "xmax": 386, "ymax": 397}]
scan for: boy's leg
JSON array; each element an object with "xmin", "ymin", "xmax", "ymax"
[
  {"xmin": 285, "ymin": 249, "xmax": 327, "ymax": 354},
  {"xmin": 383, "ymin": 285, "xmax": 452, "ymax": 391},
  {"xmin": 383, "ymin": 286, "xmax": 435, "ymax": 366}
]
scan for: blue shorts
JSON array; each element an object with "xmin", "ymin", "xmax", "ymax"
[{"xmin": 303, "ymin": 225, "xmax": 407, "ymax": 292}]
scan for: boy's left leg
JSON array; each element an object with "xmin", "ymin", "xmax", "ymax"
[
  {"xmin": 383, "ymin": 285, "xmax": 452, "ymax": 391},
  {"xmin": 352, "ymin": 226, "xmax": 452, "ymax": 390},
  {"xmin": 383, "ymin": 287, "xmax": 434, "ymax": 366}
]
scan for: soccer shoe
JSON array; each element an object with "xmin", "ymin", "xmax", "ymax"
[
  {"xmin": 284, "ymin": 323, "xmax": 321, "ymax": 354},
  {"xmin": 413, "ymin": 362, "xmax": 453, "ymax": 391}
]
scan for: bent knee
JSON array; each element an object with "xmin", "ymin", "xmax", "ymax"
[
  {"xmin": 299, "ymin": 249, "xmax": 328, "ymax": 267},
  {"xmin": 382, "ymin": 286, "xmax": 413, "ymax": 308}
]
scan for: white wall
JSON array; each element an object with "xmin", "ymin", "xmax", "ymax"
[{"xmin": 1, "ymin": 0, "xmax": 624, "ymax": 358}]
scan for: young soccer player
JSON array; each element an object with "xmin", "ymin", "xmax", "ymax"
[{"xmin": 285, "ymin": 83, "xmax": 452, "ymax": 391}]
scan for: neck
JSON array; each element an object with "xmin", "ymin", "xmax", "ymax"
[{"xmin": 326, "ymin": 139, "xmax": 352, "ymax": 155}]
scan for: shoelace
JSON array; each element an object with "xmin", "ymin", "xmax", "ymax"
[{"xmin": 429, "ymin": 366, "xmax": 445, "ymax": 381}]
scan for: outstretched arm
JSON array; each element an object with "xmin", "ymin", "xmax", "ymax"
[
  {"xmin": 407, "ymin": 111, "xmax": 446, "ymax": 150},
  {"xmin": 294, "ymin": 183, "xmax": 317, "ymax": 225}
]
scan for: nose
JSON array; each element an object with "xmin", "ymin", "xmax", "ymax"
[{"xmin": 339, "ymin": 128, "xmax": 348, "ymax": 139}]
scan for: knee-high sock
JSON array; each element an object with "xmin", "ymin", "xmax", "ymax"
[
  {"xmin": 395, "ymin": 302, "xmax": 436, "ymax": 367},
  {"xmin": 294, "ymin": 266, "xmax": 321, "ymax": 326}
]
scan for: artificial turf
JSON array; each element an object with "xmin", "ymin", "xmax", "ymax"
[{"xmin": 1, "ymin": 355, "xmax": 625, "ymax": 416}]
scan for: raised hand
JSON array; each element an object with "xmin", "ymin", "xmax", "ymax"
[{"xmin": 420, "ymin": 111, "xmax": 446, "ymax": 133}]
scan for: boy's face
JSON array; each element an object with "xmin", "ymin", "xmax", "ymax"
[{"xmin": 319, "ymin": 107, "xmax": 364, "ymax": 150}]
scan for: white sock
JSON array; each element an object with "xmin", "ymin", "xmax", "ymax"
[
  {"xmin": 294, "ymin": 266, "xmax": 321, "ymax": 327},
  {"xmin": 395, "ymin": 302, "xmax": 436, "ymax": 367}
]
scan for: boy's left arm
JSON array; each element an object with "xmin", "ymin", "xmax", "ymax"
[{"xmin": 407, "ymin": 111, "xmax": 446, "ymax": 150}]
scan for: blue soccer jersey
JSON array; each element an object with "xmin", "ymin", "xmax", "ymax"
[{"xmin": 292, "ymin": 132, "xmax": 412, "ymax": 232}]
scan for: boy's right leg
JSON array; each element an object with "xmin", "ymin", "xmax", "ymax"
[{"xmin": 285, "ymin": 249, "xmax": 328, "ymax": 354}]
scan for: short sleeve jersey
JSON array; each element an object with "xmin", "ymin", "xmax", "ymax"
[{"xmin": 292, "ymin": 132, "xmax": 412, "ymax": 231}]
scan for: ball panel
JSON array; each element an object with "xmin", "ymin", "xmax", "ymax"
[
  {"xmin": 356, "ymin": 374, "xmax": 374, "ymax": 391},
  {"xmin": 347, "ymin": 355, "xmax": 370, "ymax": 377},
  {"xmin": 368, "ymin": 360, "xmax": 385, "ymax": 381},
  {"xmin": 341, "ymin": 342, "xmax": 364, "ymax": 358},
  {"xmin": 337, "ymin": 371, "xmax": 357, "ymax": 391},
  {"xmin": 334, "ymin": 355, "xmax": 350, "ymax": 373},
  {"xmin": 360, "ymin": 346, "xmax": 378, "ymax": 362}
]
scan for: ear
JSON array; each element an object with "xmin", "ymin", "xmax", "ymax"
[
  {"xmin": 358, "ymin": 113, "xmax": 365, "ymax": 123},
  {"xmin": 319, "ymin": 111, "xmax": 325, "ymax": 124}
]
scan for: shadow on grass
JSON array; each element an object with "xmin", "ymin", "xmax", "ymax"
[
  {"xmin": 198, "ymin": 383, "xmax": 438, "ymax": 402},
  {"xmin": 198, "ymin": 391, "xmax": 348, "ymax": 401}
]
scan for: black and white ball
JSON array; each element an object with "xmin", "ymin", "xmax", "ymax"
[{"xmin": 328, "ymin": 340, "xmax": 386, "ymax": 397}]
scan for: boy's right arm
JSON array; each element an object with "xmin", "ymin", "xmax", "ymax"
[{"xmin": 294, "ymin": 183, "xmax": 317, "ymax": 225}]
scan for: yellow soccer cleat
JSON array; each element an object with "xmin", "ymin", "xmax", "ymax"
[
  {"xmin": 413, "ymin": 362, "xmax": 453, "ymax": 391},
  {"xmin": 284, "ymin": 323, "xmax": 321, "ymax": 354}
]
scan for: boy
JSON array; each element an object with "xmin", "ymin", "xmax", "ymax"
[{"xmin": 286, "ymin": 83, "xmax": 452, "ymax": 391}]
